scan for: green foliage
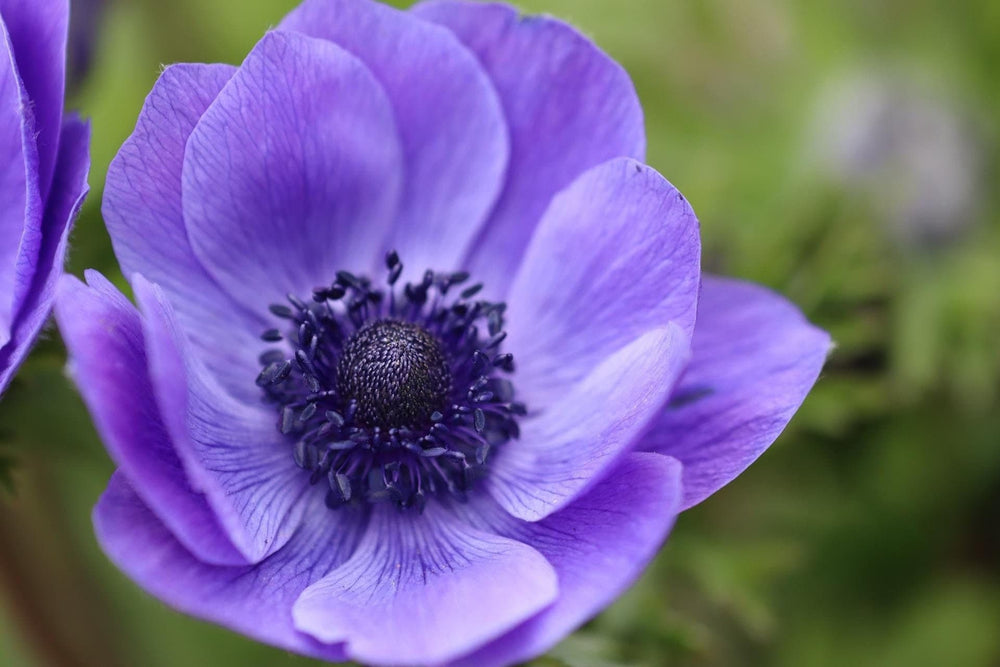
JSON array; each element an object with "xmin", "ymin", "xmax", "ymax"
[{"xmin": 0, "ymin": 453, "xmax": 13, "ymax": 497}]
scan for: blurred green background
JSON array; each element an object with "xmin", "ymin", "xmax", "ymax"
[{"xmin": 2, "ymin": 0, "xmax": 998, "ymax": 665}]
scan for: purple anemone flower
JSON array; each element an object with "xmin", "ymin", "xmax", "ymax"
[
  {"xmin": 0, "ymin": 0, "xmax": 89, "ymax": 396},
  {"xmin": 55, "ymin": 0, "xmax": 829, "ymax": 664}
]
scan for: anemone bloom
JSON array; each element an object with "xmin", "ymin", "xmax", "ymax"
[
  {"xmin": 0, "ymin": 0, "xmax": 88, "ymax": 396},
  {"xmin": 56, "ymin": 0, "xmax": 829, "ymax": 664}
]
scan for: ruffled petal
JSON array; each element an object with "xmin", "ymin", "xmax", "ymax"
[
  {"xmin": 453, "ymin": 453, "xmax": 682, "ymax": 667},
  {"xmin": 505, "ymin": 158, "xmax": 700, "ymax": 407},
  {"xmin": 488, "ymin": 326, "xmax": 689, "ymax": 522},
  {"xmin": 94, "ymin": 473, "xmax": 364, "ymax": 662},
  {"xmin": 643, "ymin": 276, "xmax": 831, "ymax": 509},
  {"xmin": 0, "ymin": 115, "xmax": 87, "ymax": 394},
  {"xmin": 54, "ymin": 272, "xmax": 244, "ymax": 565},
  {"xmin": 413, "ymin": 0, "xmax": 645, "ymax": 295},
  {"xmin": 280, "ymin": 0, "xmax": 508, "ymax": 274},
  {"xmin": 133, "ymin": 274, "xmax": 314, "ymax": 562},
  {"xmin": 102, "ymin": 62, "xmax": 268, "ymax": 404},
  {"xmin": 0, "ymin": 0, "xmax": 67, "ymax": 199},
  {"xmin": 292, "ymin": 503, "xmax": 558, "ymax": 666},
  {"xmin": 182, "ymin": 29, "xmax": 403, "ymax": 314}
]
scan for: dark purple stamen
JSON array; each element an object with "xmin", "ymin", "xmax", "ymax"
[{"xmin": 256, "ymin": 251, "xmax": 523, "ymax": 511}]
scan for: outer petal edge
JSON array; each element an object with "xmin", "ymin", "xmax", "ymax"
[{"xmin": 644, "ymin": 275, "xmax": 832, "ymax": 509}]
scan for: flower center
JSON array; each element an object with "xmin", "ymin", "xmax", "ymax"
[
  {"xmin": 256, "ymin": 251, "xmax": 524, "ymax": 511},
  {"xmin": 336, "ymin": 320, "xmax": 451, "ymax": 430}
]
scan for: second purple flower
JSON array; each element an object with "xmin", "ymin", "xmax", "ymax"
[{"xmin": 0, "ymin": 0, "xmax": 89, "ymax": 396}]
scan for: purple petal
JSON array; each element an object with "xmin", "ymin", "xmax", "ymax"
[
  {"xmin": 0, "ymin": 115, "xmax": 87, "ymax": 395},
  {"xmin": 182, "ymin": 30, "xmax": 402, "ymax": 314},
  {"xmin": 413, "ymin": 0, "xmax": 644, "ymax": 294},
  {"xmin": 505, "ymin": 158, "xmax": 700, "ymax": 407},
  {"xmin": 133, "ymin": 274, "xmax": 314, "ymax": 563},
  {"xmin": 0, "ymin": 0, "xmax": 67, "ymax": 200},
  {"xmin": 94, "ymin": 473, "xmax": 362, "ymax": 662},
  {"xmin": 643, "ymin": 276, "xmax": 832, "ymax": 509},
  {"xmin": 102, "ymin": 63, "xmax": 268, "ymax": 404},
  {"xmin": 0, "ymin": 16, "xmax": 37, "ymax": 346},
  {"xmin": 280, "ymin": 0, "xmax": 508, "ymax": 274},
  {"xmin": 292, "ymin": 504, "xmax": 558, "ymax": 666},
  {"xmin": 488, "ymin": 326, "xmax": 689, "ymax": 522},
  {"xmin": 454, "ymin": 453, "xmax": 682, "ymax": 667},
  {"xmin": 54, "ymin": 272, "xmax": 244, "ymax": 565}
]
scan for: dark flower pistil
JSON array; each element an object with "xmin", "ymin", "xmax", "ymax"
[{"xmin": 256, "ymin": 251, "xmax": 524, "ymax": 511}]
